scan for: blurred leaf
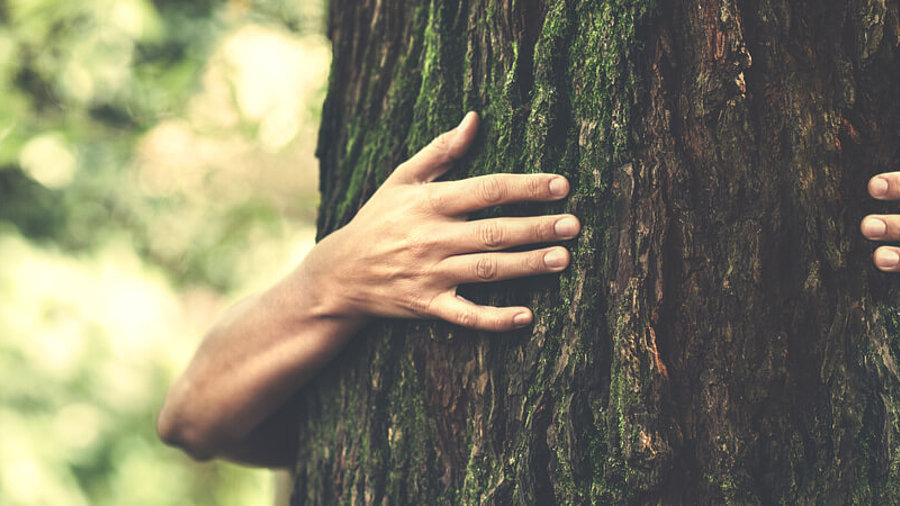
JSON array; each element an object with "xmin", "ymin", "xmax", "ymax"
[{"xmin": 0, "ymin": 0, "xmax": 327, "ymax": 504}]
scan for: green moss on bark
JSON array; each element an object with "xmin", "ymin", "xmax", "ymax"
[{"xmin": 299, "ymin": 0, "xmax": 900, "ymax": 503}]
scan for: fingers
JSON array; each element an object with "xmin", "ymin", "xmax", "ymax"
[
  {"xmin": 863, "ymin": 215, "xmax": 900, "ymax": 272},
  {"xmin": 429, "ymin": 293, "xmax": 533, "ymax": 331},
  {"xmin": 387, "ymin": 111, "xmax": 480, "ymax": 185},
  {"xmin": 874, "ymin": 247, "xmax": 900, "ymax": 272},
  {"xmin": 437, "ymin": 246, "xmax": 570, "ymax": 284},
  {"xmin": 865, "ymin": 173, "xmax": 900, "ymax": 272},
  {"xmin": 427, "ymin": 173, "xmax": 570, "ymax": 215},
  {"xmin": 443, "ymin": 214, "xmax": 580, "ymax": 253}
]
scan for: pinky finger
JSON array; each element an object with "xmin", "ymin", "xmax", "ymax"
[
  {"xmin": 430, "ymin": 292, "xmax": 533, "ymax": 332},
  {"xmin": 874, "ymin": 246, "xmax": 900, "ymax": 272}
]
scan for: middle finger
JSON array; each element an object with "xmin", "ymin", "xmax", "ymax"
[{"xmin": 436, "ymin": 246, "xmax": 571, "ymax": 284}]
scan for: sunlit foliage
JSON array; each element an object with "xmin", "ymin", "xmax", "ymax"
[{"xmin": 0, "ymin": 0, "xmax": 327, "ymax": 504}]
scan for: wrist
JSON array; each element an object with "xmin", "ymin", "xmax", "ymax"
[{"xmin": 287, "ymin": 231, "xmax": 367, "ymax": 324}]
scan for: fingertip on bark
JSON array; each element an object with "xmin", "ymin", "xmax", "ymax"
[{"xmin": 874, "ymin": 247, "xmax": 900, "ymax": 271}]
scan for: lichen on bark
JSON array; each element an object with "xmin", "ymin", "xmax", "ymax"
[{"xmin": 294, "ymin": 0, "xmax": 900, "ymax": 504}]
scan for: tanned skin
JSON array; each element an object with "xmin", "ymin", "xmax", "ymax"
[
  {"xmin": 159, "ymin": 112, "xmax": 898, "ymax": 468},
  {"xmin": 157, "ymin": 112, "xmax": 583, "ymax": 468},
  {"xmin": 862, "ymin": 172, "xmax": 900, "ymax": 272}
]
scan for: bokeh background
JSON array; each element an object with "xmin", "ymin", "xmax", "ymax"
[{"xmin": 0, "ymin": 0, "xmax": 329, "ymax": 504}]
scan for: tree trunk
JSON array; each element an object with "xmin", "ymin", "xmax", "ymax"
[{"xmin": 292, "ymin": 0, "xmax": 900, "ymax": 503}]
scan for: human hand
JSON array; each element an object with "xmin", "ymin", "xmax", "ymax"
[
  {"xmin": 302, "ymin": 111, "xmax": 580, "ymax": 331},
  {"xmin": 861, "ymin": 172, "xmax": 900, "ymax": 271}
]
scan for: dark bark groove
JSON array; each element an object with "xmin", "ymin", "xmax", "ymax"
[{"xmin": 294, "ymin": 0, "xmax": 900, "ymax": 503}]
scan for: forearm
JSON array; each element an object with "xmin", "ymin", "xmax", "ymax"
[
  {"xmin": 213, "ymin": 398, "xmax": 302, "ymax": 469},
  {"xmin": 157, "ymin": 112, "xmax": 580, "ymax": 468},
  {"xmin": 156, "ymin": 255, "xmax": 365, "ymax": 465}
]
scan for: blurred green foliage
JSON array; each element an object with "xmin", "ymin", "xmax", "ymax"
[
  {"xmin": 0, "ymin": 0, "xmax": 326, "ymax": 289},
  {"xmin": 0, "ymin": 0, "xmax": 327, "ymax": 504}
]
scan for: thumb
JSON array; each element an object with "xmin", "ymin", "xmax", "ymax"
[{"xmin": 387, "ymin": 111, "xmax": 479, "ymax": 185}]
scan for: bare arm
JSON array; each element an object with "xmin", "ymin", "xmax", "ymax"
[
  {"xmin": 156, "ymin": 112, "xmax": 582, "ymax": 467},
  {"xmin": 156, "ymin": 274, "xmax": 364, "ymax": 467}
]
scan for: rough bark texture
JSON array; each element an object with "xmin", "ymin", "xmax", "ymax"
[{"xmin": 293, "ymin": 0, "xmax": 900, "ymax": 503}]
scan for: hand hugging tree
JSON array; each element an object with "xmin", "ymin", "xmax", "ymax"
[{"xmin": 247, "ymin": 1, "xmax": 900, "ymax": 503}]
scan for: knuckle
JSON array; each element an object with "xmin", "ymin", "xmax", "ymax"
[
  {"xmin": 395, "ymin": 226, "xmax": 428, "ymax": 256},
  {"xmin": 405, "ymin": 240, "xmax": 426, "ymax": 259},
  {"xmin": 526, "ymin": 251, "xmax": 545, "ymax": 271},
  {"xmin": 478, "ymin": 222, "xmax": 505, "ymax": 249},
  {"xmin": 475, "ymin": 256, "xmax": 498, "ymax": 280},
  {"xmin": 479, "ymin": 176, "xmax": 506, "ymax": 204},
  {"xmin": 408, "ymin": 294, "xmax": 433, "ymax": 315},
  {"xmin": 534, "ymin": 220, "xmax": 552, "ymax": 242},
  {"xmin": 456, "ymin": 307, "xmax": 479, "ymax": 328},
  {"xmin": 405, "ymin": 232, "xmax": 432, "ymax": 258},
  {"xmin": 424, "ymin": 187, "xmax": 447, "ymax": 214},
  {"xmin": 526, "ymin": 175, "xmax": 544, "ymax": 197}
]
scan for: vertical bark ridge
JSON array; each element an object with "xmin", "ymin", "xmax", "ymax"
[
  {"xmin": 640, "ymin": 0, "xmax": 900, "ymax": 502},
  {"xmin": 295, "ymin": 0, "xmax": 900, "ymax": 504}
]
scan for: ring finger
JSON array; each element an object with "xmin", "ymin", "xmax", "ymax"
[
  {"xmin": 444, "ymin": 214, "xmax": 581, "ymax": 254},
  {"xmin": 437, "ymin": 246, "xmax": 571, "ymax": 284}
]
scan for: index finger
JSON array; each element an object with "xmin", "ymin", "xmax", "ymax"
[
  {"xmin": 427, "ymin": 173, "xmax": 570, "ymax": 215},
  {"xmin": 869, "ymin": 172, "xmax": 900, "ymax": 200}
]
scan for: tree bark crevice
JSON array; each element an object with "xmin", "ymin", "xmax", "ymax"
[{"xmin": 295, "ymin": 1, "xmax": 900, "ymax": 503}]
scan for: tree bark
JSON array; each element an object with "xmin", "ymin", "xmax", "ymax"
[{"xmin": 293, "ymin": 0, "xmax": 900, "ymax": 503}]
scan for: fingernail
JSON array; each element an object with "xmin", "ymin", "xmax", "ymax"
[
  {"xmin": 549, "ymin": 177, "xmax": 569, "ymax": 197},
  {"xmin": 513, "ymin": 312, "xmax": 532, "ymax": 327},
  {"xmin": 544, "ymin": 249, "xmax": 568, "ymax": 269},
  {"xmin": 554, "ymin": 217, "xmax": 580, "ymax": 238},
  {"xmin": 863, "ymin": 218, "xmax": 887, "ymax": 238},
  {"xmin": 877, "ymin": 249, "xmax": 900, "ymax": 268},
  {"xmin": 871, "ymin": 177, "xmax": 889, "ymax": 197}
]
